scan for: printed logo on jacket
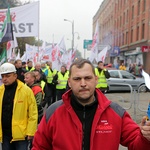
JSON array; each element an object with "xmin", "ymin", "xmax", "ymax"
[{"xmin": 96, "ymin": 120, "xmax": 112, "ymax": 134}]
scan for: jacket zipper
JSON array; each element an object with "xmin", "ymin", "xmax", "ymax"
[{"xmin": 82, "ymin": 106, "xmax": 86, "ymax": 150}]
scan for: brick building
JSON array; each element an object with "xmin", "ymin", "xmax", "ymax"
[{"xmin": 93, "ymin": 0, "xmax": 150, "ymax": 73}]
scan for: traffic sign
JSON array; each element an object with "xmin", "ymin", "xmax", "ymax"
[{"xmin": 83, "ymin": 39, "xmax": 92, "ymax": 49}]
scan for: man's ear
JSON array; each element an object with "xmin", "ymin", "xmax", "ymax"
[
  {"xmin": 14, "ymin": 73, "xmax": 18, "ymax": 78},
  {"xmin": 68, "ymin": 78, "xmax": 71, "ymax": 88}
]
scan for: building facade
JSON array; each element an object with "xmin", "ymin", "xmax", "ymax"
[{"xmin": 93, "ymin": 0, "xmax": 150, "ymax": 73}]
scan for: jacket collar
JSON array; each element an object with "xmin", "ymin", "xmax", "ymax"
[{"xmin": 62, "ymin": 89, "xmax": 111, "ymax": 111}]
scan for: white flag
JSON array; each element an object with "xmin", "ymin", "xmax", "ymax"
[
  {"xmin": 89, "ymin": 20, "xmax": 99, "ymax": 62},
  {"xmin": 6, "ymin": 33, "xmax": 18, "ymax": 61},
  {"xmin": 25, "ymin": 44, "xmax": 38, "ymax": 62},
  {"xmin": 97, "ymin": 46, "xmax": 108, "ymax": 63},
  {"xmin": 0, "ymin": 1, "xmax": 39, "ymax": 37},
  {"xmin": 21, "ymin": 52, "xmax": 28, "ymax": 62},
  {"xmin": 16, "ymin": 49, "xmax": 20, "ymax": 60},
  {"xmin": 57, "ymin": 36, "xmax": 66, "ymax": 53},
  {"xmin": 141, "ymin": 70, "xmax": 150, "ymax": 90},
  {"xmin": 6, "ymin": 41, "xmax": 13, "ymax": 61}
]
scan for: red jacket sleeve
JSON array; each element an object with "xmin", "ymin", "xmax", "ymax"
[
  {"xmin": 120, "ymin": 112, "xmax": 150, "ymax": 149},
  {"xmin": 32, "ymin": 114, "xmax": 52, "ymax": 149}
]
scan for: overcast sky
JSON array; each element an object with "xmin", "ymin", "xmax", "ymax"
[{"xmin": 21, "ymin": 0, "xmax": 103, "ymax": 56}]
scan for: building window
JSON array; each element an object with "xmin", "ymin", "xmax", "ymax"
[
  {"xmin": 143, "ymin": 0, "xmax": 146, "ymax": 12},
  {"xmin": 122, "ymin": 33, "xmax": 124, "ymax": 45},
  {"xmin": 115, "ymin": 3, "xmax": 117, "ymax": 13},
  {"xmin": 126, "ymin": 31, "xmax": 128, "ymax": 44},
  {"xmin": 136, "ymin": 26, "xmax": 139, "ymax": 41},
  {"xmin": 138, "ymin": 0, "xmax": 140, "ymax": 15},
  {"xmin": 126, "ymin": 9, "xmax": 128, "ymax": 22},
  {"xmin": 132, "ymin": 5, "xmax": 134, "ymax": 19},
  {"xmin": 123, "ymin": 12, "xmax": 125, "ymax": 24},
  {"xmin": 131, "ymin": 29, "xmax": 133, "ymax": 43},
  {"xmin": 119, "ymin": 32, "xmax": 122, "ymax": 46},
  {"xmin": 142, "ymin": 22, "xmax": 145, "ymax": 39},
  {"xmin": 120, "ymin": 0, "xmax": 122, "ymax": 8},
  {"xmin": 120, "ymin": 16, "xmax": 122, "ymax": 27}
]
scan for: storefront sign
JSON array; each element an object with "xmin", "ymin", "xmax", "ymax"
[
  {"xmin": 110, "ymin": 46, "xmax": 120, "ymax": 56},
  {"xmin": 141, "ymin": 46, "xmax": 150, "ymax": 52},
  {"xmin": 124, "ymin": 47, "xmax": 141, "ymax": 56}
]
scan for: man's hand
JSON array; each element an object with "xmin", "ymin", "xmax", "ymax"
[{"xmin": 140, "ymin": 116, "xmax": 150, "ymax": 141}]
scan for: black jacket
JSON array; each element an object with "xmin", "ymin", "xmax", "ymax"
[
  {"xmin": 2, "ymin": 81, "xmax": 17, "ymax": 137},
  {"xmin": 16, "ymin": 68, "xmax": 27, "ymax": 83}
]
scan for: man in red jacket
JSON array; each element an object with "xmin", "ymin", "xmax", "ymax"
[{"xmin": 32, "ymin": 59, "xmax": 150, "ymax": 150}]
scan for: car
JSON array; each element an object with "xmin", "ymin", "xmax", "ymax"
[{"xmin": 107, "ymin": 70, "xmax": 146, "ymax": 92}]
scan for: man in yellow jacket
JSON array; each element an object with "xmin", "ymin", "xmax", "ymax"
[
  {"xmin": 52, "ymin": 65, "xmax": 69, "ymax": 100},
  {"xmin": 0, "ymin": 62, "xmax": 38, "ymax": 150},
  {"xmin": 95, "ymin": 61, "xmax": 110, "ymax": 93},
  {"xmin": 119, "ymin": 62, "xmax": 126, "ymax": 70}
]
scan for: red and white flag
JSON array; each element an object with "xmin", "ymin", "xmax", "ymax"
[
  {"xmin": 89, "ymin": 20, "xmax": 99, "ymax": 62},
  {"xmin": 51, "ymin": 47, "xmax": 61, "ymax": 62},
  {"xmin": 6, "ymin": 41, "xmax": 13, "ymax": 60},
  {"xmin": 25, "ymin": 44, "xmax": 38, "ymax": 62},
  {"xmin": 97, "ymin": 46, "xmax": 108, "ymax": 63},
  {"xmin": 6, "ymin": 33, "xmax": 18, "ymax": 61},
  {"xmin": 33, "ymin": 52, "xmax": 38, "ymax": 65},
  {"xmin": 71, "ymin": 45, "xmax": 77, "ymax": 61},
  {"xmin": 0, "ymin": 2, "xmax": 39, "ymax": 37},
  {"xmin": 39, "ymin": 41, "xmax": 46, "ymax": 61},
  {"xmin": 51, "ymin": 46, "xmax": 61, "ymax": 71}
]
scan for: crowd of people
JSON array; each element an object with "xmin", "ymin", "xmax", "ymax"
[
  {"xmin": 0, "ymin": 58, "xmax": 150, "ymax": 150},
  {"xmin": 128, "ymin": 63, "xmax": 143, "ymax": 77},
  {"xmin": 113, "ymin": 62, "xmax": 143, "ymax": 77}
]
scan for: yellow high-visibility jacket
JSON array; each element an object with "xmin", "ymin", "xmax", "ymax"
[
  {"xmin": 95, "ymin": 68, "xmax": 108, "ymax": 88},
  {"xmin": 26, "ymin": 66, "xmax": 35, "ymax": 71},
  {"xmin": 56, "ymin": 72, "xmax": 69, "ymax": 90},
  {"xmin": 47, "ymin": 69, "xmax": 57, "ymax": 84},
  {"xmin": 0, "ymin": 80, "xmax": 38, "ymax": 142}
]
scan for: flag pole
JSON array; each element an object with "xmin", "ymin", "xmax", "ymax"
[
  {"xmin": 37, "ymin": 0, "xmax": 40, "ymax": 61},
  {"xmin": 0, "ymin": 6, "xmax": 14, "ymax": 64}
]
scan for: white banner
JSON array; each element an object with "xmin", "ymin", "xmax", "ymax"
[
  {"xmin": 142, "ymin": 70, "xmax": 150, "ymax": 90},
  {"xmin": 26, "ymin": 43, "xmax": 38, "ymax": 58},
  {"xmin": 97, "ymin": 46, "xmax": 108, "ymax": 63},
  {"xmin": 0, "ymin": 1, "xmax": 39, "ymax": 37},
  {"xmin": 89, "ymin": 20, "xmax": 99, "ymax": 62}
]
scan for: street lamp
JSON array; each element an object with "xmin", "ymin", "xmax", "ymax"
[
  {"xmin": 64, "ymin": 19, "xmax": 74, "ymax": 52},
  {"xmin": 67, "ymin": 32, "xmax": 80, "ymax": 48},
  {"xmin": 74, "ymin": 32, "xmax": 80, "ymax": 40}
]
